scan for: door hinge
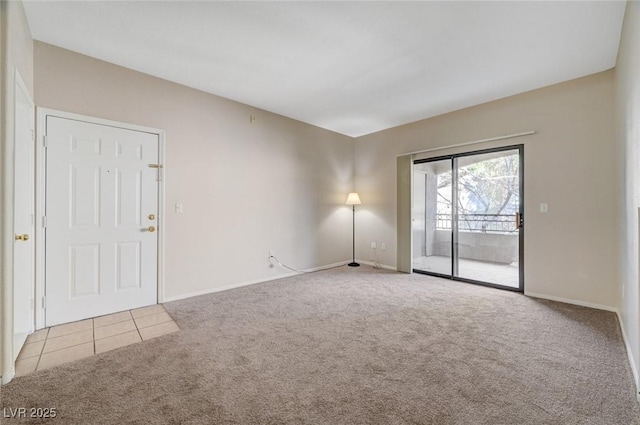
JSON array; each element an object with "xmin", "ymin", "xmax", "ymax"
[
  {"xmin": 41, "ymin": 296, "xmax": 46, "ymax": 310},
  {"xmin": 42, "ymin": 216, "xmax": 47, "ymax": 228},
  {"xmin": 42, "ymin": 135, "xmax": 48, "ymax": 148},
  {"xmin": 31, "ymin": 129, "xmax": 35, "ymax": 142}
]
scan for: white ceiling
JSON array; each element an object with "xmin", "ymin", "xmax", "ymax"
[{"xmin": 22, "ymin": 1, "xmax": 626, "ymax": 138}]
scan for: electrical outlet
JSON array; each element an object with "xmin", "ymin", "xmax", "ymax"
[
  {"xmin": 540, "ymin": 203, "xmax": 548, "ymax": 213},
  {"xmin": 381, "ymin": 242, "xmax": 386, "ymax": 251},
  {"xmin": 371, "ymin": 241, "xmax": 376, "ymax": 249},
  {"xmin": 175, "ymin": 203, "xmax": 183, "ymax": 213}
]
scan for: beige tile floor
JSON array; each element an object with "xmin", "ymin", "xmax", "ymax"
[{"xmin": 15, "ymin": 304, "xmax": 179, "ymax": 378}]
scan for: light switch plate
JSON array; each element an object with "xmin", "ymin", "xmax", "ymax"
[{"xmin": 540, "ymin": 203, "xmax": 548, "ymax": 213}]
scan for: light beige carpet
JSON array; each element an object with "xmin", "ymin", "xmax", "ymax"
[{"xmin": 2, "ymin": 266, "xmax": 639, "ymax": 424}]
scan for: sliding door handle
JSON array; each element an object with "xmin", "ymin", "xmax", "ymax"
[{"xmin": 515, "ymin": 212, "xmax": 523, "ymax": 229}]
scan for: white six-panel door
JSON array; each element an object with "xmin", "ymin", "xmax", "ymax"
[{"xmin": 45, "ymin": 116, "xmax": 159, "ymax": 326}]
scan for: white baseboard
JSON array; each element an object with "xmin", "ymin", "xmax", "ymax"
[
  {"xmin": 305, "ymin": 260, "xmax": 350, "ymax": 272},
  {"xmin": 358, "ymin": 260, "xmax": 397, "ymax": 271},
  {"xmin": 164, "ymin": 272, "xmax": 295, "ymax": 302},
  {"xmin": 164, "ymin": 260, "xmax": 351, "ymax": 303},
  {"xmin": 524, "ymin": 291, "xmax": 617, "ymax": 312},
  {"xmin": 615, "ymin": 310, "xmax": 640, "ymax": 396}
]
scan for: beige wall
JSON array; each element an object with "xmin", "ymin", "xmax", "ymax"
[
  {"xmin": 0, "ymin": 0, "xmax": 34, "ymax": 381},
  {"xmin": 34, "ymin": 42, "xmax": 354, "ymax": 301},
  {"xmin": 354, "ymin": 71, "xmax": 619, "ymax": 309},
  {"xmin": 615, "ymin": 0, "xmax": 640, "ymax": 390}
]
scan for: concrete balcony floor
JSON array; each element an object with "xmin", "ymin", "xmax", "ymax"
[{"xmin": 413, "ymin": 255, "xmax": 519, "ymax": 288}]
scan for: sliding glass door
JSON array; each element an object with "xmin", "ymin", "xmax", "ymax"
[
  {"xmin": 412, "ymin": 145, "xmax": 523, "ymax": 291},
  {"xmin": 413, "ymin": 159, "xmax": 452, "ymax": 276}
]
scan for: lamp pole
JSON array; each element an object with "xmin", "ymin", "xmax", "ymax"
[{"xmin": 346, "ymin": 192, "xmax": 361, "ymax": 267}]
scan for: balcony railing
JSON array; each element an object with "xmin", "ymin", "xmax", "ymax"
[{"xmin": 435, "ymin": 213, "xmax": 517, "ymax": 234}]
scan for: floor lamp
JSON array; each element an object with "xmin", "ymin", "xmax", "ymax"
[{"xmin": 346, "ymin": 192, "xmax": 361, "ymax": 267}]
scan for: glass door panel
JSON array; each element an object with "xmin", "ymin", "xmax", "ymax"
[
  {"xmin": 413, "ymin": 145, "xmax": 523, "ymax": 292},
  {"xmin": 454, "ymin": 149, "xmax": 521, "ymax": 288},
  {"xmin": 413, "ymin": 160, "xmax": 452, "ymax": 277}
]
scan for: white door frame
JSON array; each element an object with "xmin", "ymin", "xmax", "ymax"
[{"xmin": 35, "ymin": 108, "xmax": 166, "ymax": 330}]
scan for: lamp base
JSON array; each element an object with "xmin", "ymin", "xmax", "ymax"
[{"xmin": 348, "ymin": 262, "xmax": 360, "ymax": 267}]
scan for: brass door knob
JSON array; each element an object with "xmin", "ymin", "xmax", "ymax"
[
  {"xmin": 147, "ymin": 226, "xmax": 156, "ymax": 233},
  {"xmin": 148, "ymin": 214, "xmax": 155, "ymax": 220},
  {"xmin": 15, "ymin": 234, "xmax": 29, "ymax": 241}
]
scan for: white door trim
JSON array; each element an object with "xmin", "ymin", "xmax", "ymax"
[{"xmin": 35, "ymin": 108, "xmax": 166, "ymax": 330}]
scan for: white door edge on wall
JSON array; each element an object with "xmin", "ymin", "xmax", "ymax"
[
  {"xmin": 12, "ymin": 70, "xmax": 35, "ymax": 360},
  {"xmin": 34, "ymin": 109, "xmax": 166, "ymax": 330},
  {"xmin": 2, "ymin": 69, "xmax": 36, "ymax": 385}
]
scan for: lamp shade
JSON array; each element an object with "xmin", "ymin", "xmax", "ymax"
[{"xmin": 345, "ymin": 192, "xmax": 361, "ymax": 205}]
